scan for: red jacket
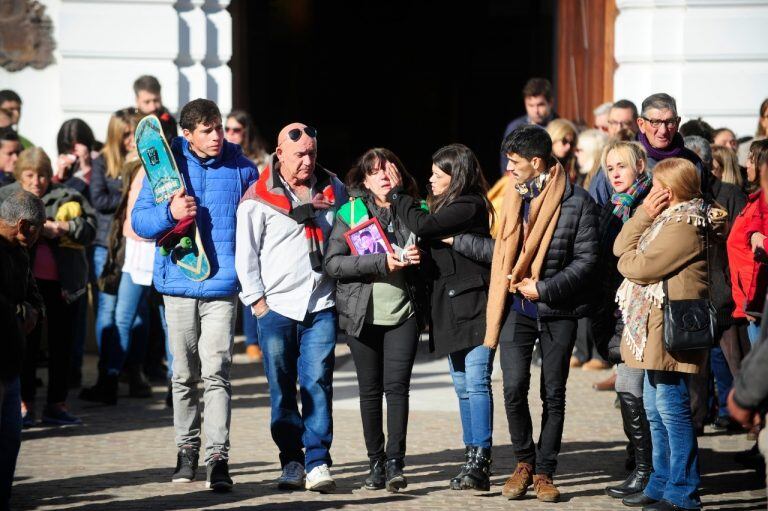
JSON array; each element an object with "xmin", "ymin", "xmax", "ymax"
[{"xmin": 727, "ymin": 190, "xmax": 768, "ymax": 318}]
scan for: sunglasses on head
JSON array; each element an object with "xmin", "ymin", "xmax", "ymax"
[{"xmin": 287, "ymin": 126, "xmax": 317, "ymax": 142}]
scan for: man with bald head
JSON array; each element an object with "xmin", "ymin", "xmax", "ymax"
[{"xmin": 236, "ymin": 122, "xmax": 347, "ymax": 492}]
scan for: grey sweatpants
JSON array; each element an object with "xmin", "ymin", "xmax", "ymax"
[{"xmin": 164, "ymin": 295, "xmax": 237, "ymax": 463}]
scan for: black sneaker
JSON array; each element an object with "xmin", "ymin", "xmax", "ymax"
[
  {"xmin": 206, "ymin": 455, "xmax": 233, "ymax": 491},
  {"xmin": 172, "ymin": 446, "xmax": 199, "ymax": 483}
]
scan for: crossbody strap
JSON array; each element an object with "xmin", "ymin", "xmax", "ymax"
[{"xmin": 663, "ymin": 225, "xmax": 711, "ymax": 304}]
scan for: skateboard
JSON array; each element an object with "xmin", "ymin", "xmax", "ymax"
[{"xmin": 135, "ymin": 115, "xmax": 211, "ymax": 281}]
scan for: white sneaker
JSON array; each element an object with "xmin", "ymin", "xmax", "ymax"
[
  {"xmin": 277, "ymin": 461, "xmax": 305, "ymax": 490},
  {"xmin": 305, "ymin": 464, "xmax": 336, "ymax": 493}
]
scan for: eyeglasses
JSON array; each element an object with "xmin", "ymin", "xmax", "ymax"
[
  {"xmin": 287, "ymin": 126, "xmax": 317, "ymax": 142},
  {"xmin": 225, "ymin": 126, "xmax": 243, "ymax": 134},
  {"xmin": 560, "ymin": 138, "xmax": 574, "ymax": 146},
  {"xmin": 641, "ymin": 116, "xmax": 679, "ymax": 129}
]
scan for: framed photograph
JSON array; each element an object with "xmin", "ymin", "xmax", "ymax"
[{"xmin": 344, "ymin": 217, "xmax": 394, "ymax": 256}]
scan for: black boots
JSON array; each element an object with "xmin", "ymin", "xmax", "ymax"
[
  {"xmin": 463, "ymin": 446, "xmax": 491, "ymax": 491},
  {"xmin": 364, "ymin": 457, "xmax": 386, "ymax": 490},
  {"xmin": 450, "ymin": 446, "xmax": 491, "ymax": 491},
  {"xmin": 385, "ymin": 458, "xmax": 407, "ymax": 492},
  {"xmin": 450, "ymin": 446, "xmax": 472, "ymax": 490},
  {"xmin": 364, "ymin": 457, "xmax": 407, "ymax": 492},
  {"xmin": 127, "ymin": 365, "xmax": 153, "ymax": 398},
  {"xmin": 606, "ymin": 393, "xmax": 653, "ymax": 499},
  {"xmin": 79, "ymin": 371, "xmax": 119, "ymax": 405}
]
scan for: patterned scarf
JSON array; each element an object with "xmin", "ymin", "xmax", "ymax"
[
  {"xmin": 514, "ymin": 172, "xmax": 550, "ymax": 199},
  {"xmin": 610, "ymin": 172, "xmax": 652, "ymax": 223},
  {"xmin": 241, "ymin": 158, "xmax": 336, "ymax": 271},
  {"xmin": 616, "ymin": 199, "xmax": 711, "ymax": 361}
]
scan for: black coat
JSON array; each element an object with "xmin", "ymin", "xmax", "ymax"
[
  {"xmin": 452, "ymin": 180, "xmax": 599, "ymax": 319},
  {"xmin": 710, "ymin": 178, "xmax": 747, "ymax": 328},
  {"xmin": 388, "ymin": 190, "xmax": 491, "ymax": 356},
  {"xmin": 89, "ymin": 155, "xmax": 123, "ymax": 248},
  {"xmin": 324, "ymin": 189, "xmax": 428, "ymax": 338}
]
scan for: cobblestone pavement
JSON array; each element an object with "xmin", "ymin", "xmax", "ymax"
[{"xmin": 13, "ymin": 339, "xmax": 767, "ymax": 510}]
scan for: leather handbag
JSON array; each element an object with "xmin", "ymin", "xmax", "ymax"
[{"xmin": 662, "ymin": 229, "xmax": 716, "ymax": 352}]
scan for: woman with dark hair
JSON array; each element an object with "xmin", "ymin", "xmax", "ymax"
[
  {"xmin": 55, "ymin": 118, "xmax": 99, "ymax": 196},
  {"xmin": 225, "ymin": 110, "xmax": 269, "ymax": 168},
  {"xmin": 728, "ymin": 138, "xmax": 768, "ymax": 345},
  {"xmin": 325, "ymin": 148, "xmax": 426, "ymax": 492},
  {"xmin": 385, "ymin": 144, "xmax": 496, "ymax": 491},
  {"xmin": 224, "ymin": 109, "xmax": 270, "ymax": 362}
]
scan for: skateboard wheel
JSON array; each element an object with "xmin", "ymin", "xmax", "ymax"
[
  {"xmin": 180, "ymin": 236, "xmax": 193, "ymax": 249},
  {"xmin": 159, "ymin": 246, "xmax": 170, "ymax": 256}
]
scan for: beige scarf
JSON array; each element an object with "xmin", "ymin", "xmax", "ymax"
[{"xmin": 484, "ymin": 163, "xmax": 567, "ymax": 348}]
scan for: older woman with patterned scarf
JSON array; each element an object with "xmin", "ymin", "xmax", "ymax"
[
  {"xmin": 614, "ymin": 157, "xmax": 725, "ymax": 511},
  {"xmin": 590, "ymin": 141, "xmax": 653, "ymax": 501}
]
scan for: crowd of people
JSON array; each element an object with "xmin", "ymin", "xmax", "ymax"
[{"xmin": 1, "ymin": 75, "xmax": 767, "ymax": 511}]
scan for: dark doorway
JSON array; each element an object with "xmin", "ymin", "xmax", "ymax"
[{"xmin": 229, "ymin": 0, "xmax": 555, "ymax": 186}]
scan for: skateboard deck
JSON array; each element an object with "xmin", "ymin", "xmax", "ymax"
[{"xmin": 135, "ymin": 115, "xmax": 211, "ymax": 281}]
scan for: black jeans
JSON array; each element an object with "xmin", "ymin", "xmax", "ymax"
[
  {"xmin": 21, "ymin": 280, "xmax": 76, "ymax": 405},
  {"xmin": 347, "ymin": 316, "xmax": 419, "ymax": 460},
  {"xmin": 499, "ymin": 310, "xmax": 577, "ymax": 476}
]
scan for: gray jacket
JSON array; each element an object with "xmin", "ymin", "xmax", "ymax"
[{"xmin": 733, "ymin": 297, "xmax": 768, "ymax": 413}]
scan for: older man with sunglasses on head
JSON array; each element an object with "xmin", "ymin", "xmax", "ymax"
[{"xmin": 236, "ymin": 122, "xmax": 347, "ymax": 493}]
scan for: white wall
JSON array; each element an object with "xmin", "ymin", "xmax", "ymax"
[
  {"xmin": 614, "ymin": 0, "xmax": 768, "ymax": 138},
  {"xmin": 0, "ymin": 0, "xmax": 232, "ymax": 158}
]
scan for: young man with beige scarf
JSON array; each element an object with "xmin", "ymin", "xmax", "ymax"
[{"xmin": 452, "ymin": 125, "xmax": 598, "ymax": 502}]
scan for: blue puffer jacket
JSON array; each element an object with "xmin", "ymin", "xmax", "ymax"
[{"xmin": 131, "ymin": 138, "xmax": 259, "ymax": 299}]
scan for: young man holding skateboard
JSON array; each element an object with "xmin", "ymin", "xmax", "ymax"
[{"xmin": 132, "ymin": 99, "xmax": 259, "ymax": 491}]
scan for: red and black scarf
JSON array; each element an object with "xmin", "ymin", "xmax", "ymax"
[{"xmin": 241, "ymin": 160, "xmax": 336, "ymax": 271}]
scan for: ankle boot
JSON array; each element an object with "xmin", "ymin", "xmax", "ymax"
[
  {"xmin": 364, "ymin": 456, "xmax": 386, "ymax": 490},
  {"xmin": 79, "ymin": 371, "xmax": 118, "ymax": 405},
  {"xmin": 605, "ymin": 393, "xmax": 653, "ymax": 498},
  {"xmin": 385, "ymin": 458, "xmax": 407, "ymax": 492},
  {"xmin": 127, "ymin": 366, "xmax": 152, "ymax": 398},
  {"xmin": 449, "ymin": 446, "xmax": 473, "ymax": 490},
  {"xmin": 462, "ymin": 446, "xmax": 491, "ymax": 491}
]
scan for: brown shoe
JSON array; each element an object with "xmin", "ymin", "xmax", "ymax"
[
  {"xmin": 592, "ymin": 373, "xmax": 617, "ymax": 391},
  {"xmin": 501, "ymin": 462, "xmax": 533, "ymax": 499},
  {"xmin": 582, "ymin": 359, "xmax": 611, "ymax": 371},
  {"xmin": 246, "ymin": 344, "xmax": 263, "ymax": 362},
  {"xmin": 569, "ymin": 356, "xmax": 583, "ymax": 368},
  {"xmin": 533, "ymin": 474, "xmax": 560, "ymax": 502}
]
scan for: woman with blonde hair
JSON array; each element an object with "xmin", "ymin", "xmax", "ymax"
[
  {"xmin": 0, "ymin": 147, "xmax": 96, "ymax": 426},
  {"xmin": 614, "ymin": 157, "xmax": 721, "ymax": 510},
  {"xmin": 589, "ymin": 141, "xmax": 653, "ymax": 501},
  {"xmin": 711, "ymin": 144, "xmax": 743, "ymax": 188},
  {"xmin": 574, "ymin": 129, "xmax": 609, "ymax": 191},
  {"xmin": 82, "ymin": 108, "xmax": 152, "ymax": 402},
  {"xmin": 546, "ymin": 119, "xmax": 578, "ymax": 183}
]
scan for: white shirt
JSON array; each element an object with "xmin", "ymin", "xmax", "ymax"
[{"xmin": 235, "ymin": 175, "xmax": 347, "ymax": 321}]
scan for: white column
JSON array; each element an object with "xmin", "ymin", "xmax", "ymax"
[{"xmin": 614, "ymin": 0, "xmax": 768, "ymax": 137}]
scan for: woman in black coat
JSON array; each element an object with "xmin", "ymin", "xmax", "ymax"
[
  {"xmin": 324, "ymin": 148, "xmax": 427, "ymax": 492},
  {"xmin": 385, "ymin": 144, "xmax": 495, "ymax": 491}
]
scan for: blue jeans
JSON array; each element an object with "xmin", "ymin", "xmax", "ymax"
[
  {"xmin": 710, "ymin": 346, "xmax": 733, "ymax": 418},
  {"xmin": 643, "ymin": 370, "xmax": 701, "ymax": 509},
  {"xmin": 448, "ymin": 344, "xmax": 495, "ymax": 448},
  {"xmin": 747, "ymin": 320, "xmax": 761, "ymax": 346},
  {"xmin": 242, "ymin": 304, "xmax": 259, "ymax": 347},
  {"xmin": 108, "ymin": 273, "xmax": 150, "ymax": 374},
  {"xmin": 0, "ymin": 377, "xmax": 21, "ymax": 510},
  {"xmin": 92, "ymin": 247, "xmax": 149, "ymax": 375},
  {"xmin": 257, "ymin": 308, "xmax": 336, "ymax": 471}
]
